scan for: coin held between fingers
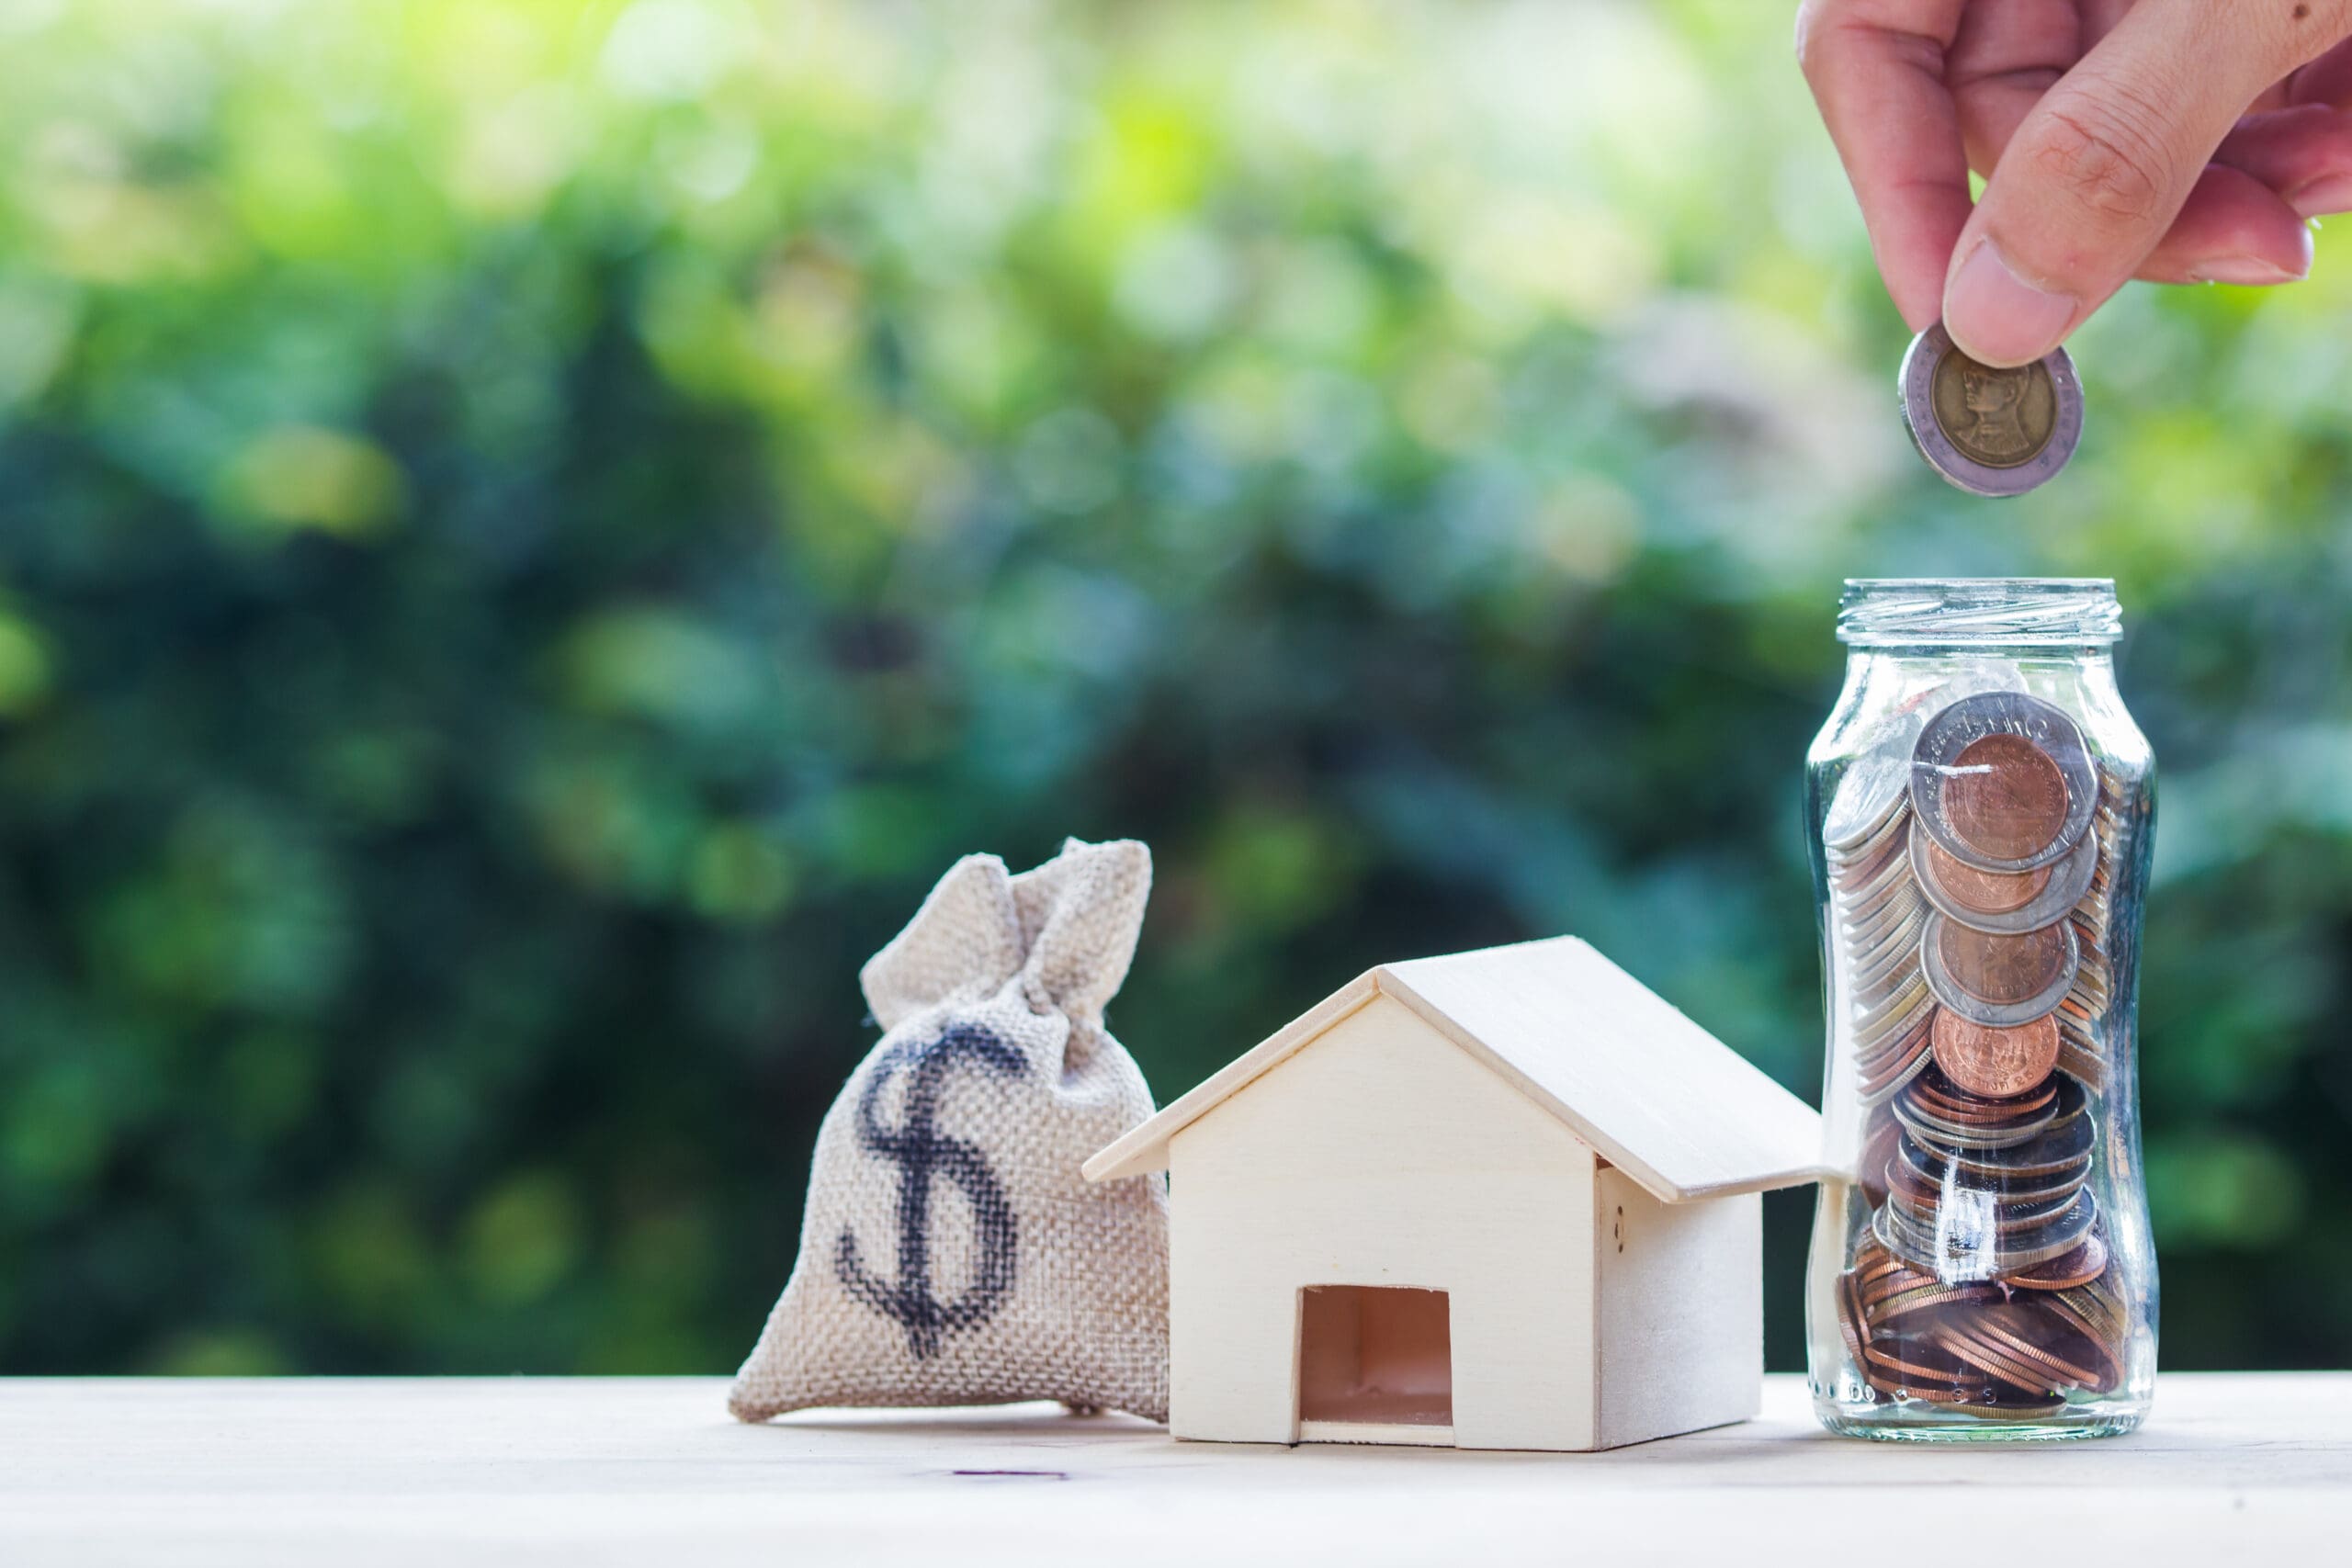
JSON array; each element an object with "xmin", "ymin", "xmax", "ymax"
[{"xmin": 1899, "ymin": 323, "xmax": 2083, "ymax": 497}]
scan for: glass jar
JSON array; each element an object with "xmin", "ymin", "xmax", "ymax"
[{"xmin": 1803, "ymin": 579, "xmax": 2156, "ymax": 1440}]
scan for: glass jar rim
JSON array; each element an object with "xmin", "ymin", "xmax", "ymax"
[{"xmin": 1837, "ymin": 577, "xmax": 2121, "ymax": 648}]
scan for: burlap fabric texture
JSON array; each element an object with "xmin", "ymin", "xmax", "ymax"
[{"xmin": 729, "ymin": 838, "xmax": 1170, "ymax": 1423}]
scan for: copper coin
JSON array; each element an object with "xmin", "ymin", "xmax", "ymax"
[
  {"xmin": 1911, "ymin": 1071, "xmax": 2057, "ymax": 1119},
  {"xmin": 1931, "ymin": 1011, "xmax": 2061, "ymax": 1099},
  {"xmin": 1903, "ymin": 1092, "xmax": 2047, "ymax": 1131},
  {"xmin": 1925, "ymin": 1318, "xmax": 2063, "ymax": 1397},
  {"xmin": 2002, "ymin": 1234, "xmax": 2109, "ymax": 1292},
  {"xmin": 1935, "ymin": 919, "xmax": 2071, "ymax": 1007},
  {"xmin": 1907, "ymin": 1067, "xmax": 2056, "ymax": 1121},
  {"xmin": 2036, "ymin": 1292, "xmax": 2126, "ymax": 1393},
  {"xmin": 1860, "ymin": 1038, "xmax": 1934, "ymax": 1106},
  {"xmin": 1943, "ymin": 733, "xmax": 2071, "ymax": 862},
  {"xmin": 1852, "ymin": 1241, "xmax": 1908, "ymax": 1292},
  {"xmin": 1864, "ymin": 1335, "xmax": 1978, "ymax": 1388},
  {"xmin": 1925, "ymin": 839, "xmax": 2050, "ymax": 915},
  {"xmin": 1870, "ymin": 1276, "xmax": 2004, "ymax": 1325},
  {"xmin": 1971, "ymin": 1311, "xmax": 2104, "ymax": 1391}
]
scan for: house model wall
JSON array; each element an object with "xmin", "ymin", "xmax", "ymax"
[{"xmin": 1084, "ymin": 936, "xmax": 1826, "ymax": 1452}]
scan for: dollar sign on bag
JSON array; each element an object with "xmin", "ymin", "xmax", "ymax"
[{"xmin": 835, "ymin": 1021, "xmax": 1026, "ymax": 1358}]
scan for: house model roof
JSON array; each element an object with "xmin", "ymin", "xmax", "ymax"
[{"xmin": 1084, "ymin": 935, "xmax": 1828, "ymax": 1203}]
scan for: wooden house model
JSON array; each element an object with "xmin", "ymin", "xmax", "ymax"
[{"xmin": 1082, "ymin": 937, "xmax": 1826, "ymax": 1452}]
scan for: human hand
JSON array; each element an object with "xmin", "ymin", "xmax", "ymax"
[{"xmin": 1799, "ymin": 1, "xmax": 2352, "ymax": 365}]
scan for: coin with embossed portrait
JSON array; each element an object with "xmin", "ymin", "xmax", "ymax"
[
  {"xmin": 1932, "ymin": 348, "xmax": 2056, "ymax": 468},
  {"xmin": 1899, "ymin": 322, "xmax": 2083, "ymax": 497}
]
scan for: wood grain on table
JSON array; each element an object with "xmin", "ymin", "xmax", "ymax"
[{"xmin": 2, "ymin": 1374, "xmax": 2344, "ymax": 1565}]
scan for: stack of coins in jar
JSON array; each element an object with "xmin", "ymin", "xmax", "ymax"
[{"xmin": 1821, "ymin": 690, "xmax": 2132, "ymax": 1417}]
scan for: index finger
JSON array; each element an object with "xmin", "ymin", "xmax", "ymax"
[{"xmin": 1798, "ymin": 0, "xmax": 1975, "ymax": 329}]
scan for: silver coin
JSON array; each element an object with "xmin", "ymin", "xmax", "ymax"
[
  {"xmin": 1854, "ymin": 960, "xmax": 1933, "ymax": 1024},
  {"xmin": 1860, "ymin": 1042, "xmax": 1937, "ymax": 1108},
  {"xmin": 1886, "ymin": 1178, "xmax": 2082, "ymax": 1234},
  {"xmin": 1854, "ymin": 936, "xmax": 1928, "ymax": 1010},
  {"xmin": 1855, "ymin": 989, "xmax": 1937, "ymax": 1063},
  {"xmin": 1897, "ymin": 1128, "xmax": 2093, "ymax": 1194},
  {"xmin": 1895, "ymin": 1072, "xmax": 2086, "ymax": 1163},
  {"xmin": 2068, "ymin": 979, "xmax": 2110, "ymax": 1024},
  {"xmin": 2068, "ymin": 929, "xmax": 2113, "ymax": 1013},
  {"xmin": 1843, "ymin": 872, "xmax": 1925, "ymax": 948},
  {"xmin": 2056, "ymin": 1030, "xmax": 2109, "ymax": 1097},
  {"xmin": 1909, "ymin": 692, "xmax": 2098, "ymax": 874},
  {"xmin": 1855, "ymin": 959, "xmax": 1928, "ymax": 1024},
  {"xmin": 1824, "ymin": 663, "xmax": 2027, "ymax": 845},
  {"xmin": 1899, "ymin": 321, "xmax": 2084, "ymax": 498},
  {"xmin": 1892, "ymin": 1092, "xmax": 2057, "ymax": 1153},
  {"xmin": 2037, "ymin": 1069, "xmax": 2092, "ymax": 1129},
  {"xmin": 1855, "ymin": 989, "xmax": 1933, "ymax": 1054},
  {"xmin": 1875, "ymin": 1187, "xmax": 2096, "ymax": 1276},
  {"xmin": 1964, "ymin": 1190, "xmax": 2096, "ymax": 1270},
  {"xmin": 1855, "ymin": 995, "xmax": 1934, "ymax": 1060},
  {"xmin": 1919, "ymin": 909, "xmax": 2081, "ymax": 1027},
  {"xmin": 1853, "ymin": 922, "xmax": 1928, "ymax": 999},
  {"xmin": 1824, "ymin": 750, "xmax": 1912, "ymax": 852},
  {"xmin": 1853, "ymin": 973, "xmax": 1928, "ymax": 1034},
  {"xmin": 1853, "ymin": 926, "xmax": 1928, "ymax": 1001},
  {"xmin": 1910, "ymin": 820, "xmax": 2100, "ymax": 935},
  {"xmin": 1838, "ymin": 833, "xmax": 1917, "ymax": 904}
]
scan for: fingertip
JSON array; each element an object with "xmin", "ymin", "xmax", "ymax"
[
  {"xmin": 2287, "ymin": 171, "xmax": 2352, "ymax": 215},
  {"xmin": 1893, "ymin": 287, "xmax": 1943, "ymax": 335},
  {"xmin": 1867, "ymin": 194, "xmax": 1978, "ymax": 335},
  {"xmin": 2181, "ymin": 255, "xmax": 2309, "ymax": 284},
  {"xmin": 1941, "ymin": 239, "xmax": 2080, "ymax": 367}
]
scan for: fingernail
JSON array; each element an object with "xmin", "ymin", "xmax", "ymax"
[
  {"xmin": 2188, "ymin": 254, "xmax": 2307, "ymax": 285},
  {"xmin": 2286, "ymin": 174, "xmax": 2352, "ymax": 218},
  {"xmin": 1944, "ymin": 240, "xmax": 2077, "ymax": 367}
]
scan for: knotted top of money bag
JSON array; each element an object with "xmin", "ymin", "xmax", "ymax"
[{"xmin": 729, "ymin": 839, "xmax": 1169, "ymax": 1423}]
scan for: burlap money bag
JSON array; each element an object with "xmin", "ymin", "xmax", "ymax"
[{"xmin": 729, "ymin": 838, "xmax": 1170, "ymax": 1422}]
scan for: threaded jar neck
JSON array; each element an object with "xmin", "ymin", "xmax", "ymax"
[{"xmin": 1837, "ymin": 578, "xmax": 2121, "ymax": 648}]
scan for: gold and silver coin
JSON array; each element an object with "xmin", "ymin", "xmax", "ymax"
[
  {"xmin": 1909, "ymin": 692, "xmax": 2097, "ymax": 874},
  {"xmin": 1899, "ymin": 321, "xmax": 2084, "ymax": 497},
  {"xmin": 1922, "ymin": 909, "xmax": 2081, "ymax": 1027},
  {"xmin": 1911, "ymin": 823, "xmax": 2099, "ymax": 935}
]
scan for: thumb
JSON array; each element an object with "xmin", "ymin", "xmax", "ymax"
[{"xmin": 1943, "ymin": 1, "xmax": 2321, "ymax": 367}]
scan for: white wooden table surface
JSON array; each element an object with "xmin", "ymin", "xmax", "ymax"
[{"xmin": 4, "ymin": 1374, "xmax": 2346, "ymax": 1565}]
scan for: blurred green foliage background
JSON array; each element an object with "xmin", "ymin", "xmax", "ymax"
[{"xmin": 3, "ymin": 0, "xmax": 2348, "ymax": 1379}]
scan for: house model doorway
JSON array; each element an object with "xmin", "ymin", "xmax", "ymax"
[{"xmin": 1295, "ymin": 1285, "xmax": 1453, "ymax": 1444}]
